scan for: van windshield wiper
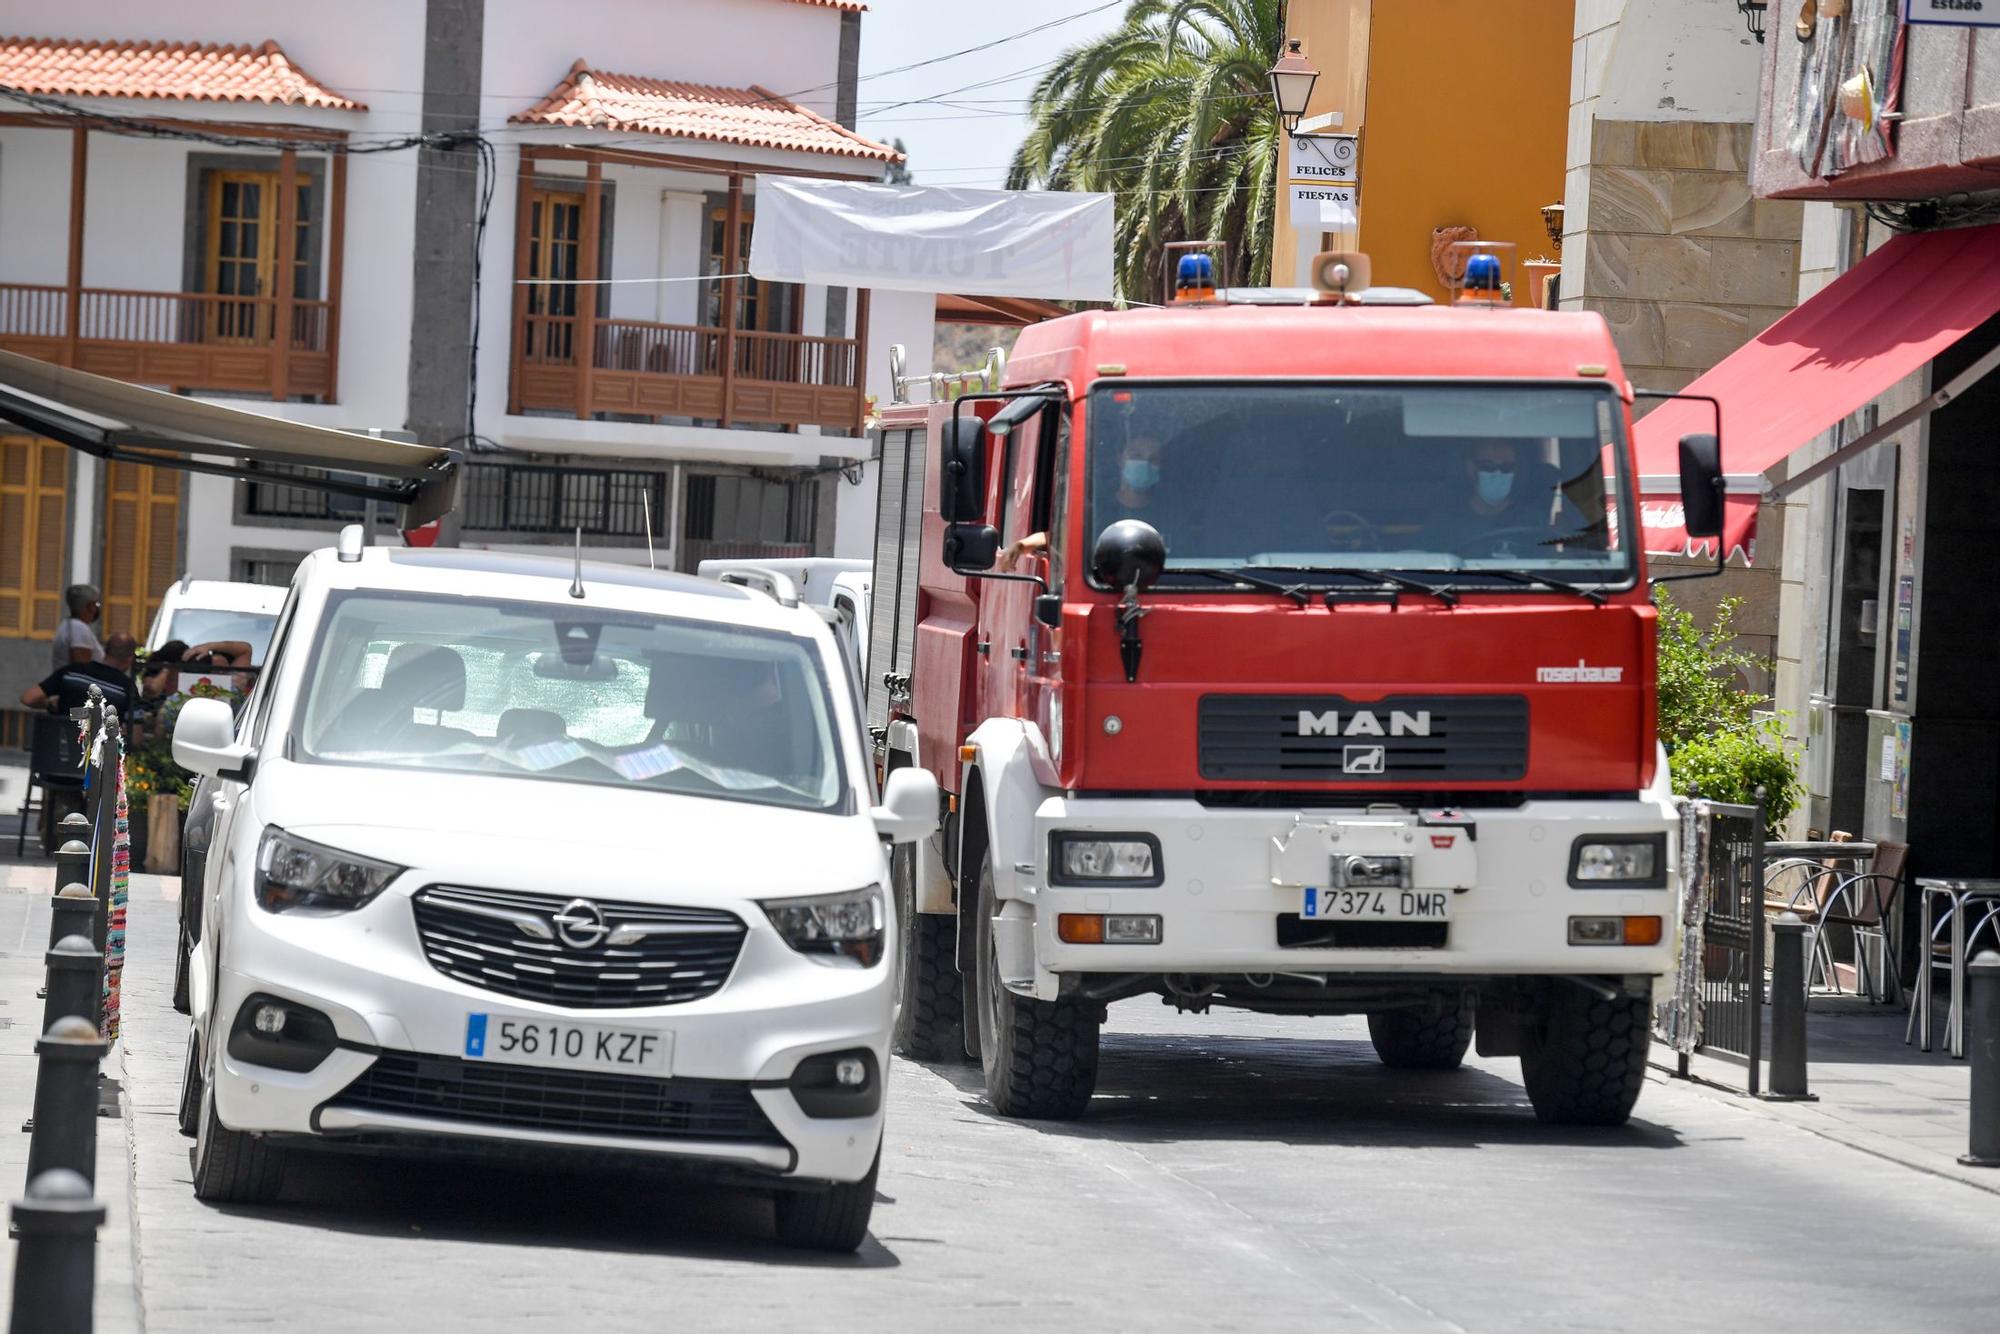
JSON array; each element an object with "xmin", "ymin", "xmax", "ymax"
[
  {"xmin": 1159, "ymin": 567, "xmax": 1311, "ymax": 606},
  {"xmin": 1250, "ymin": 565, "xmax": 1458, "ymax": 608},
  {"xmin": 1454, "ymin": 568, "xmax": 1609, "ymax": 605}
]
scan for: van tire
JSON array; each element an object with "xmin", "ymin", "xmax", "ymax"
[
  {"xmin": 1367, "ymin": 1003, "xmax": 1473, "ymax": 1070},
  {"xmin": 891, "ymin": 843, "xmax": 965, "ymax": 1062},
  {"xmin": 191, "ymin": 1079, "xmax": 286, "ymax": 1204},
  {"xmin": 1519, "ymin": 982, "xmax": 1649, "ymax": 1126},
  {"xmin": 773, "ymin": 1148, "xmax": 878, "ymax": 1252},
  {"xmin": 972, "ymin": 859, "xmax": 1097, "ymax": 1120}
]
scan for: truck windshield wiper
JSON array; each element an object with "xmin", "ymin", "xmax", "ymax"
[
  {"xmin": 1455, "ymin": 568, "xmax": 1608, "ymax": 605},
  {"xmin": 1250, "ymin": 565, "xmax": 1458, "ymax": 608},
  {"xmin": 1160, "ymin": 567, "xmax": 1311, "ymax": 606}
]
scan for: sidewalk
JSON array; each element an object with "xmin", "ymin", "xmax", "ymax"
[
  {"xmin": 1661, "ymin": 991, "xmax": 1994, "ymax": 1196},
  {"xmin": 0, "ymin": 857, "xmax": 142, "ymax": 1333}
]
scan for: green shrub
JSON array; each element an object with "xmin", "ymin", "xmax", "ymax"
[
  {"xmin": 1666, "ymin": 718, "xmax": 1802, "ymax": 829},
  {"xmin": 1654, "ymin": 587, "xmax": 1800, "ymax": 832}
]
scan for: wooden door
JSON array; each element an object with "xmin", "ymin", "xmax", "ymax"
[
  {"xmin": 0, "ymin": 436, "xmax": 67, "ymax": 638},
  {"xmin": 524, "ymin": 189, "xmax": 584, "ymax": 363},
  {"xmin": 101, "ymin": 461, "xmax": 182, "ymax": 640},
  {"xmin": 707, "ymin": 209, "xmax": 796, "ymax": 334},
  {"xmin": 207, "ymin": 172, "xmax": 279, "ymax": 342}
]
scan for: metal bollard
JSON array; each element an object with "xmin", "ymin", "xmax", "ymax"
[
  {"xmin": 39, "ymin": 937, "xmax": 103, "ymax": 1042},
  {"xmin": 1961, "ymin": 951, "xmax": 2000, "ymax": 1168},
  {"xmin": 47, "ymin": 885, "xmax": 97, "ymax": 952},
  {"xmin": 24, "ymin": 1017, "xmax": 109, "ymax": 1189},
  {"xmin": 1766, "ymin": 912, "xmax": 1816, "ymax": 1101},
  {"xmin": 7, "ymin": 1168, "xmax": 103, "ymax": 1334},
  {"xmin": 50, "ymin": 840, "xmax": 90, "ymax": 900}
]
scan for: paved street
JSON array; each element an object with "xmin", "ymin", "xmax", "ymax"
[{"xmin": 25, "ymin": 873, "xmax": 1985, "ymax": 1332}]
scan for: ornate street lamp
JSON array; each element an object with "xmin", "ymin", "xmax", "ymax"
[
  {"xmin": 1268, "ymin": 39, "xmax": 1319, "ymax": 135},
  {"xmin": 1737, "ymin": 0, "xmax": 1768, "ymax": 43},
  {"xmin": 1540, "ymin": 202, "xmax": 1566, "ymax": 256}
]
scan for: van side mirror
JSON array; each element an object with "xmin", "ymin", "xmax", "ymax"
[
  {"xmin": 1677, "ymin": 433, "xmax": 1724, "ymax": 539},
  {"xmin": 938, "ymin": 416, "xmax": 987, "ymax": 524},
  {"xmin": 172, "ymin": 695, "xmax": 254, "ymax": 782},
  {"xmin": 873, "ymin": 767, "xmax": 940, "ymax": 845},
  {"xmin": 943, "ymin": 523, "xmax": 1001, "ymax": 571}
]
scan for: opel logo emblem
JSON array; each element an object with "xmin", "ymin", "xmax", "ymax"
[{"xmin": 552, "ymin": 898, "xmax": 609, "ymax": 949}]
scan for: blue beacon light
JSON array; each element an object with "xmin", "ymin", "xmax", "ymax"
[{"xmin": 1174, "ymin": 252, "xmax": 1215, "ymax": 301}]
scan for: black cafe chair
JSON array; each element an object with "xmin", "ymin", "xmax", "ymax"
[{"xmin": 15, "ymin": 712, "xmax": 86, "ymax": 856}]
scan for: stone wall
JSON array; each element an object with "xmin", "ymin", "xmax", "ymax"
[{"xmin": 1566, "ymin": 121, "xmax": 1802, "ymax": 396}]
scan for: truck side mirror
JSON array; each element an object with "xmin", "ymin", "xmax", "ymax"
[
  {"xmin": 938, "ymin": 416, "xmax": 987, "ymax": 524},
  {"xmin": 944, "ymin": 523, "xmax": 1001, "ymax": 571},
  {"xmin": 1034, "ymin": 593, "xmax": 1062, "ymax": 627},
  {"xmin": 1677, "ymin": 433, "xmax": 1724, "ymax": 539}
]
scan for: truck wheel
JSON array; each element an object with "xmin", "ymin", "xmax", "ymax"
[
  {"xmin": 1366, "ymin": 1003, "xmax": 1473, "ymax": 1070},
  {"xmin": 772, "ymin": 1147, "xmax": 879, "ymax": 1252},
  {"xmin": 891, "ymin": 843, "xmax": 966, "ymax": 1062},
  {"xmin": 1519, "ymin": 982, "xmax": 1649, "ymax": 1126},
  {"xmin": 972, "ymin": 859, "xmax": 1098, "ymax": 1119}
]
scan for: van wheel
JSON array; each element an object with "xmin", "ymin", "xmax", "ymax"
[
  {"xmin": 1519, "ymin": 982, "xmax": 1649, "ymax": 1126},
  {"xmin": 177, "ymin": 1028, "xmax": 203, "ymax": 1138},
  {"xmin": 773, "ymin": 1148, "xmax": 878, "ymax": 1252},
  {"xmin": 1367, "ymin": 1002, "xmax": 1473, "ymax": 1070},
  {"xmin": 172, "ymin": 916, "xmax": 192, "ymax": 1015},
  {"xmin": 891, "ymin": 842, "xmax": 965, "ymax": 1062},
  {"xmin": 191, "ymin": 1075, "xmax": 286, "ymax": 1204},
  {"xmin": 972, "ymin": 859, "xmax": 1097, "ymax": 1120}
]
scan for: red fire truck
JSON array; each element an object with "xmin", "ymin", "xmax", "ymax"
[{"xmin": 865, "ymin": 253, "xmax": 1723, "ymax": 1126}]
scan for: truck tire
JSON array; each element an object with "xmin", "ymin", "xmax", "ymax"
[
  {"xmin": 972, "ymin": 859, "xmax": 1098, "ymax": 1119},
  {"xmin": 773, "ymin": 1148, "xmax": 879, "ymax": 1252},
  {"xmin": 891, "ymin": 842, "xmax": 965, "ymax": 1062},
  {"xmin": 1519, "ymin": 982, "xmax": 1649, "ymax": 1126},
  {"xmin": 1366, "ymin": 1003, "xmax": 1473, "ymax": 1070}
]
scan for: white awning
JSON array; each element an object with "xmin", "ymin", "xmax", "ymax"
[
  {"xmin": 747, "ymin": 179, "xmax": 1116, "ymax": 302},
  {"xmin": 0, "ymin": 349, "xmax": 457, "ymax": 526}
]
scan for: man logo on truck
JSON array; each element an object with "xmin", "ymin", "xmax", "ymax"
[{"xmin": 1297, "ymin": 709, "xmax": 1431, "ymax": 737}]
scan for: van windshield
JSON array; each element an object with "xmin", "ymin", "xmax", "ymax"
[
  {"xmin": 291, "ymin": 593, "xmax": 846, "ymax": 812},
  {"xmin": 1084, "ymin": 383, "xmax": 1632, "ymax": 588}
]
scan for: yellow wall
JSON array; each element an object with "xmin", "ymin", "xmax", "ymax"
[{"xmin": 1278, "ymin": 1, "xmax": 1571, "ymax": 303}]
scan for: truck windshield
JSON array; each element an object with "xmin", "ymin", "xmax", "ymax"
[
  {"xmin": 291, "ymin": 593, "xmax": 847, "ymax": 812},
  {"xmin": 1084, "ymin": 382, "xmax": 1633, "ymax": 588}
]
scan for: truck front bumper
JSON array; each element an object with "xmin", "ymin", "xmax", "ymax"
[{"xmin": 1020, "ymin": 796, "xmax": 1678, "ymax": 981}]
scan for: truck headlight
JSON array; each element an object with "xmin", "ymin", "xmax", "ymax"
[
  {"xmin": 1568, "ymin": 834, "xmax": 1666, "ymax": 887},
  {"xmin": 1049, "ymin": 833, "xmax": 1162, "ymax": 886},
  {"xmin": 761, "ymin": 886, "xmax": 884, "ymax": 967},
  {"xmin": 255, "ymin": 828, "xmax": 403, "ymax": 912}
]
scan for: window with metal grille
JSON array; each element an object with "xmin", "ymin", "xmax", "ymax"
[
  {"xmin": 242, "ymin": 462, "xmax": 371, "ymax": 522},
  {"xmin": 462, "ymin": 464, "xmax": 665, "ymax": 537},
  {"xmin": 683, "ymin": 473, "xmax": 817, "ymax": 545},
  {"xmin": 236, "ymin": 555, "xmax": 301, "ymax": 587}
]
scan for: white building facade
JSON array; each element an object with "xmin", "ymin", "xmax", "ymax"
[{"xmin": 0, "ymin": 0, "xmax": 926, "ymax": 700}]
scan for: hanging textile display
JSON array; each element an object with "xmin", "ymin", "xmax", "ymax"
[
  {"xmin": 1787, "ymin": 0, "xmax": 1905, "ymax": 180},
  {"xmin": 105, "ymin": 738, "xmax": 130, "ymax": 1043}
]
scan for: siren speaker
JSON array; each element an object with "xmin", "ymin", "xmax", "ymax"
[{"xmin": 1311, "ymin": 251, "xmax": 1371, "ymax": 295}]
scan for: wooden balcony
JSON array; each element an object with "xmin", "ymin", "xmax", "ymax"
[
  {"xmin": 0, "ymin": 284, "xmax": 336, "ymax": 400},
  {"xmin": 512, "ymin": 314, "xmax": 863, "ymax": 431}
]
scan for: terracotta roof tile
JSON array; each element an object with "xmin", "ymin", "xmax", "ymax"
[
  {"xmin": 511, "ymin": 62, "xmax": 900, "ymax": 164},
  {"xmin": 0, "ymin": 36, "xmax": 362, "ymax": 109},
  {"xmin": 783, "ymin": 1, "xmax": 869, "ymax": 11}
]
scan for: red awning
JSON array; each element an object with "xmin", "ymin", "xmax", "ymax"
[{"xmin": 1632, "ymin": 222, "xmax": 2000, "ymax": 559}]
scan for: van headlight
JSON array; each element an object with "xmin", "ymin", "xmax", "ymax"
[
  {"xmin": 1049, "ymin": 833, "xmax": 1162, "ymax": 886},
  {"xmin": 761, "ymin": 886, "xmax": 884, "ymax": 967},
  {"xmin": 255, "ymin": 828, "xmax": 403, "ymax": 912},
  {"xmin": 1568, "ymin": 835, "xmax": 1666, "ymax": 887}
]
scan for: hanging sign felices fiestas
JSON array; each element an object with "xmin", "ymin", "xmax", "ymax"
[
  {"xmin": 1285, "ymin": 131, "xmax": 1360, "ymax": 229},
  {"xmin": 747, "ymin": 178, "xmax": 1115, "ymax": 302},
  {"xmin": 1904, "ymin": 0, "xmax": 2000, "ymax": 27}
]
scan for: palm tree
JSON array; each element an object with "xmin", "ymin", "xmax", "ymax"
[{"xmin": 1007, "ymin": 0, "xmax": 1284, "ymax": 303}]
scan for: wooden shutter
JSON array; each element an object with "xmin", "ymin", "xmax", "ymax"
[
  {"xmin": 101, "ymin": 461, "xmax": 183, "ymax": 638},
  {"xmin": 0, "ymin": 436, "xmax": 68, "ymax": 637}
]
